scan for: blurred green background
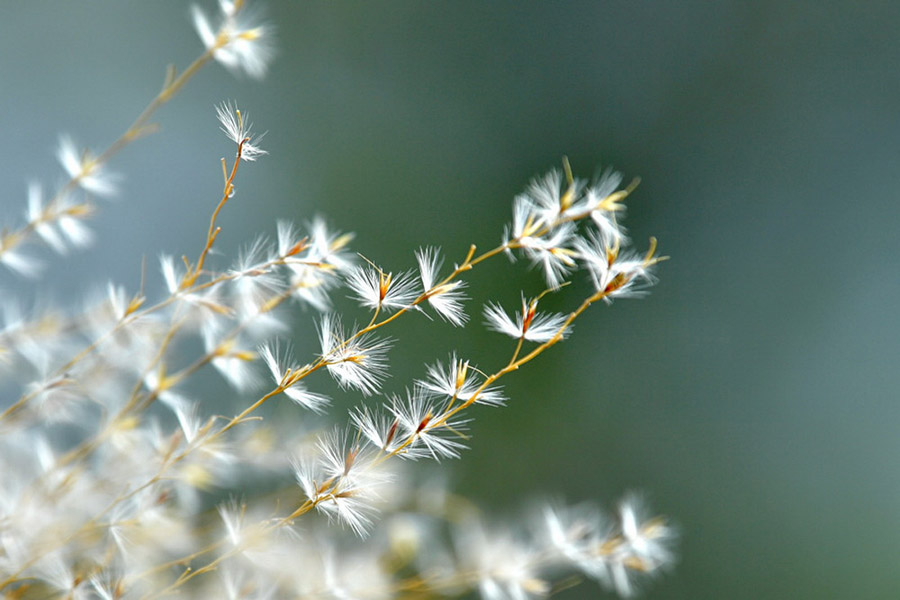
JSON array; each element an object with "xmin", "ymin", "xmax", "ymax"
[{"xmin": 2, "ymin": 1, "xmax": 899, "ymax": 598}]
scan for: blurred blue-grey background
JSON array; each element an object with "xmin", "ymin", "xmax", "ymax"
[{"xmin": 2, "ymin": 1, "xmax": 899, "ymax": 598}]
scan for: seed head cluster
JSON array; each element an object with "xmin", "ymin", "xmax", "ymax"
[{"xmin": 0, "ymin": 3, "xmax": 675, "ymax": 599}]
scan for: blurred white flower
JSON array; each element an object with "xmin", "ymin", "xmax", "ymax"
[
  {"xmin": 259, "ymin": 341, "xmax": 329, "ymax": 411},
  {"xmin": 575, "ymin": 230, "xmax": 657, "ymax": 302},
  {"xmin": 192, "ymin": 1, "xmax": 274, "ymax": 79},
  {"xmin": 57, "ymin": 135, "xmax": 119, "ymax": 197}
]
